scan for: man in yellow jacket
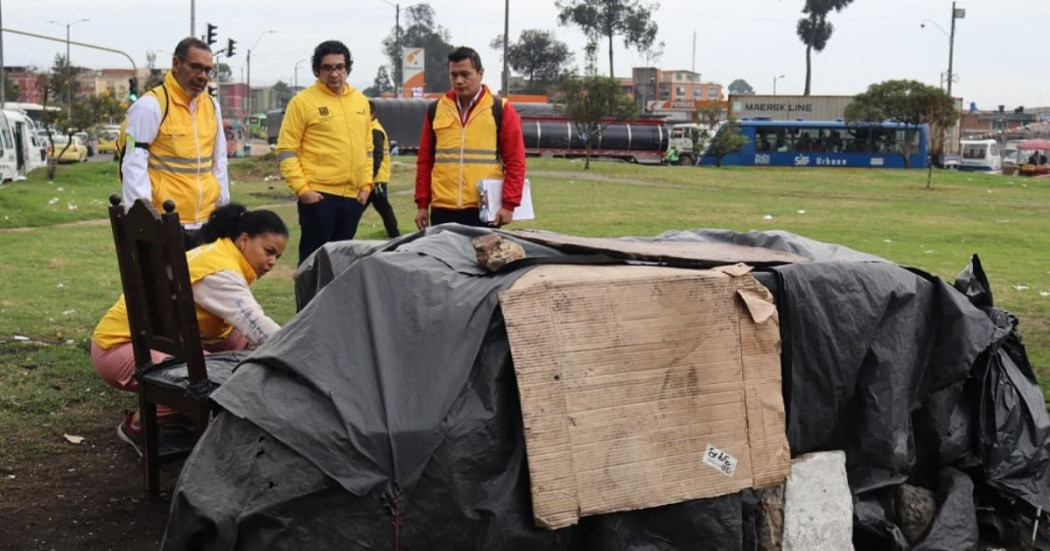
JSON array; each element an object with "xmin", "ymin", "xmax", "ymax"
[
  {"xmin": 277, "ymin": 40, "xmax": 373, "ymax": 264},
  {"xmin": 120, "ymin": 37, "xmax": 229, "ymax": 248}
]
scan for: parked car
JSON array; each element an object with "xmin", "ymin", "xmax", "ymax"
[
  {"xmin": 97, "ymin": 125, "xmax": 121, "ymax": 156},
  {"xmin": 74, "ymin": 131, "xmax": 95, "ymax": 157},
  {"xmin": 49, "ymin": 135, "xmax": 89, "ymax": 163}
]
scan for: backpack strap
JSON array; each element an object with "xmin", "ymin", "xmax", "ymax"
[
  {"xmin": 491, "ymin": 95, "xmax": 504, "ymax": 162},
  {"xmin": 134, "ymin": 84, "xmax": 170, "ymax": 149},
  {"xmin": 427, "ymin": 99, "xmax": 438, "ymax": 157}
]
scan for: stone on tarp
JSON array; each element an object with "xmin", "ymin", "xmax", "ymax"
[
  {"xmin": 782, "ymin": 451, "xmax": 853, "ymax": 551},
  {"xmin": 472, "ymin": 233, "xmax": 526, "ymax": 271},
  {"xmin": 757, "ymin": 484, "xmax": 785, "ymax": 551},
  {"xmin": 898, "ymin": 483, "xmax": 937, "ymax": 544}
]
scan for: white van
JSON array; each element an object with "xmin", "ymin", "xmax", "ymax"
[
  {"xmin": 960, "ymin": 139, "xmax": 1002, "ymax": 172},
  {"xmin": 4, "ymin": 109, "xmax": 47, "ymax": 178},
  {"xmin": 0, "ymin": 111, "xmax": 20, "ymax": 182}
]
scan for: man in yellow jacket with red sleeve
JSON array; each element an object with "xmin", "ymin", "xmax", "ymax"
[
  {"xmin": 277, "ymin": 40, "xmax": 373, "ymax": 265},
  {"xmin": 414, "ymin": 46, "xmax": 526, "ymax": 229}
]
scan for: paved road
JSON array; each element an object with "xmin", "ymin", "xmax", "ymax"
[{"xmin": 85, "ymin": 138, "xmax": 271, "ymax": 163}]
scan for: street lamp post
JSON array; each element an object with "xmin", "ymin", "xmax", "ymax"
[
  {"xmin": 773, "ymin": 74, "xmax": 785, "ymax": 96},
  {"xmin": 922, "ymin": 5, "xmax": 964, "ymax": 159},
  {"xmin": 947, "ymin": 2, "xmax": 964, "ymax": 100},
  {"xmin": 246, "ymin": 30, "xmax": 275, "ymax": 119},
  {"xmin": 47, "ymin": 18, "xmax": 89, "ymax": 119},
  {"xmin": 643, "ymin": 75, "xmax": 655, "ymax": 114},
  {"xmin": 380, "ymin": 0, "xmax": 401, "ymax": 96},
  {"xmin": 294, "ymin": 58, "xmax": 308, "ymax": 91},
  {"xmin": 921, "ymin": 3, "xmax": 964, "ymax": 98},
  {"xmin": 501, "ymin": 0, "xmax": 510, "ymax": 96}
]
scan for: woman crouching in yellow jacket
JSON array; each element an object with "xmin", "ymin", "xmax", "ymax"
[{"xmin": 90, "ymin": 203, "xmax": 288, "ymax": 453}]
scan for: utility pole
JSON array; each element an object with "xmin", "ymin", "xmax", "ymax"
[
  {"xmin": 946, "ymin": 3, "xmax": 964, "ymax": 157},
  {"xmin": 501, "ymin": 0, "xmax": 510, "ymax": 96},
  {"xmin": 246, "ymin": 30, "xmax": 275, "ymax": 119},
  {"xmin": 947, "ymin": 1, "xmax": 964, "ymax": 100},
  {"xmin": 190, "ymin": 0, "xmax": 195, "ymax": 37},
  {"xmin": 1, "ymin": 3, "xmax": 5, "ymax": 108},
  {"xmin": 382, "ymin": 1, "xmax": 402, "ymax": 97},
  {"xmin": 47, "ymin": 18, "xmax": 89, "ymax": 122},
  {"xmin": 691, "ymin": 30, "xmax": 696, "ymax": 73},
  {"xmin": 395, "ymin": 3, "xmax": 401, "ymax": 97}
]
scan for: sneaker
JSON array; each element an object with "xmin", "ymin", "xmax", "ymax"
[
  {"xmin": 116, "ymin": 412, "xmax": 197, "ymax": 458},
  {"xmin": 117, "ymin": 412, "xmax": 143, "ymax": 458}
]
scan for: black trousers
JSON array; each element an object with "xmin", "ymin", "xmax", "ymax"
[
  {"xmin": 430, "ymin": 207, "xmax": 485, "ymax": 227},
  {"xmin": 364, "ymin": 183, "xmax": 400, "ymax": 238},
  {"xmin": 296, "ymin": 192, "xmax": 366, "ymax": 265}
]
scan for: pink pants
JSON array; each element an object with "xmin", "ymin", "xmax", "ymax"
[{"xmin": 91, "ymin": 331, "xmax": 250, "ymax": 421}]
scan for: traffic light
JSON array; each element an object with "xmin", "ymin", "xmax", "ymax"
[
  {"xmin": 128, "ymin": 78, "xmax": 139, "ymax": 101},
  {"xmin": 206, "ymin": 24, "xmax": 218, "ymax": 46},
  {"xmin": 227, "ymin": 38, "xmax": 237, "ymax": 57}
]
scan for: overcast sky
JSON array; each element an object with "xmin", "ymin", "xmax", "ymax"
[{"xmin": 3, "ymin": 0, "xmax": 1046, "ymax": 110}]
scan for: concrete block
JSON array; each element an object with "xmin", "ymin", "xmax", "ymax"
[{"xmin": 783, "ymin": 451, "xmax": 853, "ymax": 551}]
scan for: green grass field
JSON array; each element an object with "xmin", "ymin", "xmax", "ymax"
[{"xmin": 1, "ymin": 157, "xmax": 1048, "ymax": 463}]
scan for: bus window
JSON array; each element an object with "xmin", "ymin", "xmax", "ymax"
[
  {"xmin": 0, "ymin": 113, "xmax": 12, "ymax": 152},
  {"xmin": 756, "ymin": 130, "xmax": 772, "ymax": 151},
  {"xmin": 773, "ymin": 130, "xmax": 787, "ymax": 152},
  {"xmin": 795, "ymin": 128, "xmax": 820, "ymax": 152}
]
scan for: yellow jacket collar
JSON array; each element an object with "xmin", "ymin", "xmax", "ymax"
[
  {"xmin": 217, "ymin": 238, "xmax": 259, "ymax": 284},
  {"xmin": 164, "ymin": 70, "xmax": 205, "ymax": 106},
  {"xmin": 314, "ymin": 79, "xmax": 357, "ymax": 98}
]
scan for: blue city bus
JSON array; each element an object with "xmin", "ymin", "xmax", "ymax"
[{"xmin": 701, "ymin": 119, "xmax": 929, "ymax": 169}]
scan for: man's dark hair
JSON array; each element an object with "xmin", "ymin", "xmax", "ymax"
[
  {"xmin": 447, "ymin": 46, "xmax": 483, "ymax": 72},
  {"xmin": 174, "ymin": 37, "xmax": 211, "ymax": 59},
  {"xmin": 312, "ymin": 40, "xmax": 353, "ymax": 75}
]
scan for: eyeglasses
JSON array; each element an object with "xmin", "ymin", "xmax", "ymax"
[
  {"xmin": 320, "ymin": 63, "xmax": 349, "ymax": 74},
  {"xmin": 179, "ymin": 58, "xmax": 214, "ymax": 77}
]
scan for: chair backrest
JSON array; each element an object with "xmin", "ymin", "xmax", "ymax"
[{"xmin": 107, "ymin": 194, "xmax": 208, "ymax": 384}]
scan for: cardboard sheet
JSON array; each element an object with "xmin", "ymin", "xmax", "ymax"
[{"xmin": 500, "ymin": 265, "xmax": 790, "ymax": 529}]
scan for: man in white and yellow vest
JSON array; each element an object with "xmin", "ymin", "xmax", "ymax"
[
  {"xmin": 277, "ymin": 40, "xmax": 373, "ymax": 265},
  {"xmin": 120, "ymin": 37, "xmax": 228, "ymax": 248},
  {"xmin": 414, "ymin": 46, "xmax": 526, "ymax": 229}
]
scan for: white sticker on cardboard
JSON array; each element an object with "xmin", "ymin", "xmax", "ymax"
[{"xmin": 703, "ymin": 444, "xmax": 737, "ymax": 477}]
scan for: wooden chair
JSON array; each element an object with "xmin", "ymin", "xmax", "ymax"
[{"xmin": 106, "ymin": 194, "xmax": 241, "ymax": 500}]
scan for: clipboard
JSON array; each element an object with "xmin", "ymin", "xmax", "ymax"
[{"xmin": 478, "ymin": 178, "xmax": 535, "ymax": 223}]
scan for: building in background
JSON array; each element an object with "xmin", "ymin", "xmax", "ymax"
[
  {"xmin": 4, "ymin": 67, "xmax": 45, "ymax": 104},
  {"xmin": 219, "ymin": 82, "xmax": 249, "ymax": 121}
]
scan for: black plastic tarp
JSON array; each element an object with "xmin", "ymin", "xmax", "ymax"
[
  {"xmin": 163, "ymin": 226, "xmax": 1050, "ymax": 550},
  {"xmin": 958, "ymin": 256, "xmax": 1050, "ymax": 512}
]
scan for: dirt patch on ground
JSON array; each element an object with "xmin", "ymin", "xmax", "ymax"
[{"xmin": 0, "ymin": 412, "xmax": 180, "ymax": 550}]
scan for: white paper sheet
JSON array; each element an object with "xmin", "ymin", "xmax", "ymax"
[{"xmin": 478, "ymin": 178, "xmax": 535, "ymax": 222}]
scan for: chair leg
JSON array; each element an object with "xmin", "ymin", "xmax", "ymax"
[{"xmin": 140, "ymin": 393, "xmax": 161, "ymax": 502}]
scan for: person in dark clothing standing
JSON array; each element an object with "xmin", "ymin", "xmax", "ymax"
[{"xmin": 365, "ymin": 100, "xmax": 400, "ymax": 238}]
